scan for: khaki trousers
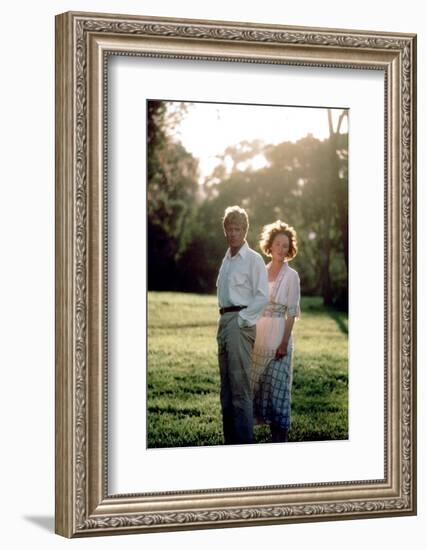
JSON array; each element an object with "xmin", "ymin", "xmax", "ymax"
[{"xmin": 217, "ymin": 312, "xmax": 256, "ymax": 444}]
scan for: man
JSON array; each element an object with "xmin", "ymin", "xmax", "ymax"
[{"xmin": 216, "ymin": 206, "xmax": 269, "ymax": 444}]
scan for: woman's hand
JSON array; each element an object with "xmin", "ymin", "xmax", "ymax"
[{"xmin": 275, "ymin": 340, "xmax": 288, "ymax": 360}]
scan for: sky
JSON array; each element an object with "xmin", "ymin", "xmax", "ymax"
[{"xmin": 167, "ymin": 101, "xmax": 348, "ymax": 183}]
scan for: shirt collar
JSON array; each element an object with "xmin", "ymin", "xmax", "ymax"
[
  {"xmin": 267, "ymin": 260, "xmax": 289, "ymax": 271},
  {"xmin": 226, "ymin": 241, "xmax": 249, "ymax": 259}
]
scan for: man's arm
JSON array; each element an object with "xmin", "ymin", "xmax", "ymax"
[{"xmin": 238, "ymin": 255, "xmax": 269, "ymax": 327}]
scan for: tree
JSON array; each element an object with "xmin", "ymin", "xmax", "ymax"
[
  {"xmin": 190, "ymin": 129, "xmax": 348, "ymax": 309},
  {"xmin": 147, "ymin": 101, "xmax": 199, "ymax": 290},
  {"xmin": 147, "ymin": 104, "xmax": 349, "ymax": 311}
]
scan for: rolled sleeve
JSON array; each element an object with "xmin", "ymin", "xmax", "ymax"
[{"xmin": 287, "ymin": 271, "xmax": 301, "ymax": 319}]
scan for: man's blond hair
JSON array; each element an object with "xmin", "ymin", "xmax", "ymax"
[{"xmin": 222, "ymin": 205, "xmax": 249, "ymax": 233}]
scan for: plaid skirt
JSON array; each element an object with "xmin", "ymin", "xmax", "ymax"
[{"xmin": 251, "ymin": 345, "xmax": 293, "ymax": 430}]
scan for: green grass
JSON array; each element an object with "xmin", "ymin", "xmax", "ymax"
[{"xmin": 147, "ymin": 292, "xmax": 348, "ymax": 448}]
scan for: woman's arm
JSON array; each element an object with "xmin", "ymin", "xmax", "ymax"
[
  {"xmin": 275, "ymin": 316, "xmax": 295, "ymax": 359},
  {"xmin": 275, "ymin": 270, "xmax": 300, "ymax": 359}
]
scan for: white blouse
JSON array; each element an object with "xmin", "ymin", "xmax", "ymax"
[
  {"xmin": 255, "ymin": 262, "xmax": 301, "ymax": 352},
  {"xmin": 267, "ymin": 261, "xmax": 301, "ymax": 318}
]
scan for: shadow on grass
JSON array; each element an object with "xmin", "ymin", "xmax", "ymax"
[
  {"xmin": 327, "ymin": 309, "xmax": 348, "ymax": 335},
  {"xmin": 301, "ymin": 296, "xmax": 348, "ymax": 335}
]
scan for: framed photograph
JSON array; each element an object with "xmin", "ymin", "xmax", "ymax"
[
  {"xmin": 55, "ymin": 11, "xmax": 417, "ymax": 537},
  {"xmin": 145, "ymin": 99, "xmax": 350, "ymax": 451}
]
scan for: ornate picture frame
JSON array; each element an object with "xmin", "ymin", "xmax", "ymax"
[{"xmin": 55, "ymin": 11, "xmax": 416, "ymax": 537}]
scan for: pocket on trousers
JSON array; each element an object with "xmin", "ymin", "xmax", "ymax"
[{"xmin": 239, "ymin": 323, "xmax": 256, "ymax": 343}]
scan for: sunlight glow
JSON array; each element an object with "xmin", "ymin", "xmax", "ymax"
[
  {"xmin": 167, "ymin": 101, "xmax": 348, "ymax": 183},
  {"xmin": 236, "ymin": 154, "xmax": 270, "ymax": 172}
]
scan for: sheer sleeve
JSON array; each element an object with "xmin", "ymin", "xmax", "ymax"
[{"xmin": 287, "ymin": 270, "xmax": 301, "ymax": 319}]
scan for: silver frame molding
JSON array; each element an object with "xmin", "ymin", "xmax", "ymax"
[{"xmin": 55, "ymin": 11, "xmax": 417, "ymax": 538}]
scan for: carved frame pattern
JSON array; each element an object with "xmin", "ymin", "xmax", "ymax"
[{"xmin": 55, "ymin": 11, "xmax": 416, "ymax": 537}]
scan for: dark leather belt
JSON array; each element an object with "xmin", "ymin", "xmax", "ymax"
[{"xmin": 219, "ymin": 305, "xmax": 247, "ymax": 315}]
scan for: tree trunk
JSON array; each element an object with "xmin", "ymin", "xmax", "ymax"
[{"xmin": 321, "ymin": 238, "xmax": 333, "ymax": 307}]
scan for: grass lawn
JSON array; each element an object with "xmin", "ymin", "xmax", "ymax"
[{"xmin": 147, "ymin": 292, "xmax": 348, "ymax": 448}]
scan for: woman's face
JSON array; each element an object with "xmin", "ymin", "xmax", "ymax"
[{"xmin": 270, "ymin": 233, "xmax": 290, "ymax": 262}]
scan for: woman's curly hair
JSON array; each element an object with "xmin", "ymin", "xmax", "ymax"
[{"xmin": 259, "ymin": 220, "xmax": 298, "ymax": 260}]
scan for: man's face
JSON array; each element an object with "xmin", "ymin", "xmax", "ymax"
[{"xmin": 225, "ymin": 223, "xmax": 246, "ymax": 252}]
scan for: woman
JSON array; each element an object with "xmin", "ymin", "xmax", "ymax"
[{"xmin": 251, "ymin": 220, "xmax": 300, "ymax": 443}]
